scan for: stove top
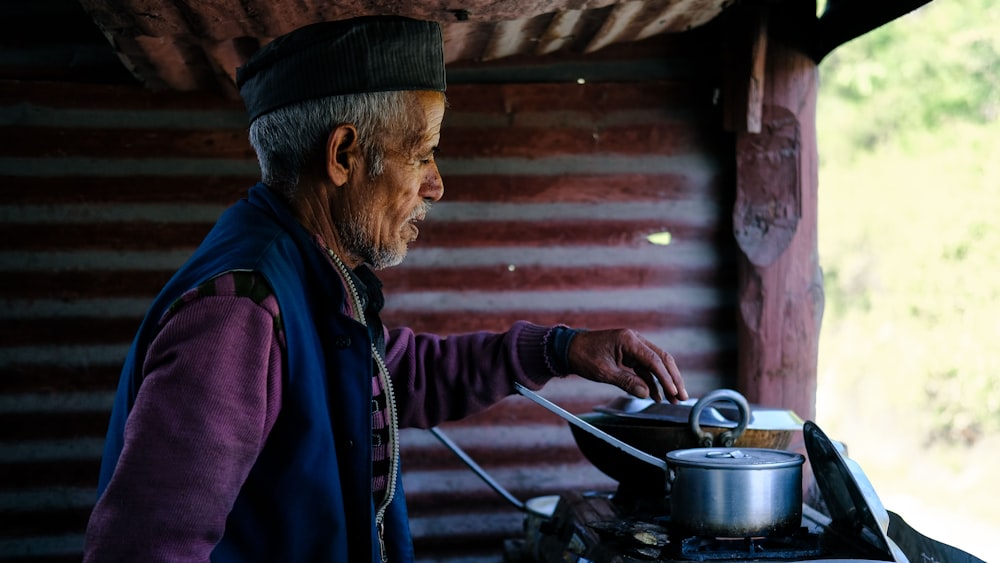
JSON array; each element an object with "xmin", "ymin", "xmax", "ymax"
[
  {"xmin": 489, "ymin": 421, "xmax": 987, "ymax": 563},
  {"xmin": 677, "ymin": 530, "xmax": 822, "ymax": 561},
  {"xmin": 505, "ymin": 489, "xmax": 897, "ymax": 563}
]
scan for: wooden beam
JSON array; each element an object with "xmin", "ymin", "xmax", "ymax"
[
  {"xmin": 722, "ymin": 5, "xmax": 769, "ymax": 133},
  {"xmin": 746, "ymin": 12, "xmax": 769, "ymax": 133},
  {"xmin": 733, "ymin": 37, "xmax": 822, "ymax": 421}
]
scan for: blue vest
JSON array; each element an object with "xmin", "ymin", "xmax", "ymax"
[{"xmin": 97, "ymin": 183, "xmax": 414, "ymax": 562}]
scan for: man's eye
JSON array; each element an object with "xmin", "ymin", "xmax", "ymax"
[{"xmin": 421, "ymin": 147, "xmax": 440, "ymax": 164}]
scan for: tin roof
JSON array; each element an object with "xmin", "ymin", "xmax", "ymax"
[
  {"xmin": 2, "ymin": 0, "xmax": 933, "ymax": 96},
  {"xmin": 73, "ymin": 0, "xmax": 733, "ymax": 94}
]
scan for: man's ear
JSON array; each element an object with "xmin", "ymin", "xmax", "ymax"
[{"xmin": 325, "ymin": 124, "xmax": 359, "ymax": 186}]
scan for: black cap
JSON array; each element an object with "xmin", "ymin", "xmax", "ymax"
[{"xmin": 236, "ymin": 15, "xmax": 447, "ymax": 123}]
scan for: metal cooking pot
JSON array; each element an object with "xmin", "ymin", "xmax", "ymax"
[
  {"xmin": 433, "ymin": 387, "xmax": 806, "ymax": 541},
  {"xmin": 666, "ymin": 447, "xmax": 805, "ymax": 537},
  {"xmin": 570, "ymin": 389, "xmax": 800, "ymax": 492}
]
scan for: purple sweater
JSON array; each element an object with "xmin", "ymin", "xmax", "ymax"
[{"xmin": 85, "ymin": 271, "xmax": 562, "ymax": 561}]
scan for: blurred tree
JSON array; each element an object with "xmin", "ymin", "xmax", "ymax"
[
  {"xmin": 816, "ymin": 0, "xmax": 1000, "ymax": 446},
  {"xmin": 819, "ymin": 0, "xmax": 999, "ymax": 159}
]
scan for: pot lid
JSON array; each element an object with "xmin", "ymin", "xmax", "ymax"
[
  {"xmin": 803, "ymin": 421, "xmax": 894, "ymax": 559},
  {"xmin": 595, "ymin": 397, "xmax": 737, "ymax": 426},
  {"xmin": 593, "ymin": 396, "xmax": 803, "ymax": 430},
  {"xmin": 666, "ymin": 447, "xmax": 804, "ymax": 469}
]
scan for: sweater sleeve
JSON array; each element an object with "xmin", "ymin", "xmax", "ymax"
[
  {"xmin": 385, "ymin": 320, "xmax": 567, "ymax": 429},
  {"xmin": 83, "ymin": 285, "xmax": 283, "ymax": 562}
]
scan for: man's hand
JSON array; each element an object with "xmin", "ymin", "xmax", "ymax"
[{"xmin": 566, "ymin": 329, "xmax": 687, "ymax": 403}]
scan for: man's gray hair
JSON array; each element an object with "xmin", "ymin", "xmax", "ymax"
[{"xmin": 248, "ymin": 90, "xmax": 415, "ymax": 200}]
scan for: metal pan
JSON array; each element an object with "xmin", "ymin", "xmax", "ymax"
[
  {"xmin": 432, "ymin": 387, "xmax": 807, "ymax": 539},
  {"xmin": 570, "ymin": 389, "xmax": 802, "ymax": 491},
  {"xmin": 513, "ymin": 385, "xmax": 811, "ymax": 537}
]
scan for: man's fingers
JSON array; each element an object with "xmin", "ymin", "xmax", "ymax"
[
  {"xmin": 623, "ymin": 335, "xmax": 685, "ymax": 402},
  {"xmin": 570, "ymin": 328, "xmax": 686, "ymax": 402},
  {"xmin": 641, "ymin": 337, "xmax": 686, "ymax": 403},
  {"xmin": 632, "ymin": 368, "xmax": 663, "ymax": 401}
]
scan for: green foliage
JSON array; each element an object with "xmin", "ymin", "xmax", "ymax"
[
  {"xmin": 817, "ymin": 0, "xmax": 1000, "ymax": 447},
  {"xmin": 818, "ymin": 0, "xmax": 1000, "ymax": 161}
]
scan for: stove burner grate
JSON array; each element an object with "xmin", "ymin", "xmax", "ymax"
[{"xmin": 677, "ymin": 529, "xmax": 822, "ymax": 561}]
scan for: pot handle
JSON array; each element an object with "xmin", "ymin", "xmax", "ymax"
[
  {"xmin": 689, "ymin": 389, "xmax": 751, "ymax": 447},
  {"xmin": 429, "ymin": 426, "xmax": 527, "ymax": 513}
]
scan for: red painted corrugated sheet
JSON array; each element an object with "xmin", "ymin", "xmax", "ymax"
[
  {"xmin": 387, "ymin": 80, "xmax": 736, "ymax": 560},
  {"xmin": 0, "ymin": 65, "xmax": 734, "ymax": 561}
]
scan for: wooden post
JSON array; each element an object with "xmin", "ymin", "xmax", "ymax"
[{"xmin": 731, "ymin": 36, "xmax": 823, "ymax": 421}]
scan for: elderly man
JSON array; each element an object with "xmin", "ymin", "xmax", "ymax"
[{"xmin": 84, "ymin": 15, "xmax": 686, "ymax": 563}]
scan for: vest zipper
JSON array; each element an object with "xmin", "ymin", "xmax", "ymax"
[
  {"xmin": 371, "ymin": 342, "xmax": 399, "ymax": 563},
  {"xmin": 327, "ymin": 248, "xmax": 400, "ymax": 563},
  {"xmin": 377, "ymin": 519, "xmax": 388, "ymax": 563}
]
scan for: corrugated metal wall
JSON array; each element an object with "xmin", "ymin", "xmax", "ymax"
[{"xmin": 0, "ymin": 40, "xmax": 735, "ymax": 562}]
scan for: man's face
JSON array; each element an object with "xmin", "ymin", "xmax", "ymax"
[{"xmin": 336, "ymin": 91, "xmax": 445, "ymax": 269}]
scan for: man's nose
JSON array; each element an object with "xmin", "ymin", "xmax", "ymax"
[{"xmin": 422, "ymin": 164, "xmax": 444, "ymax": 202}]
